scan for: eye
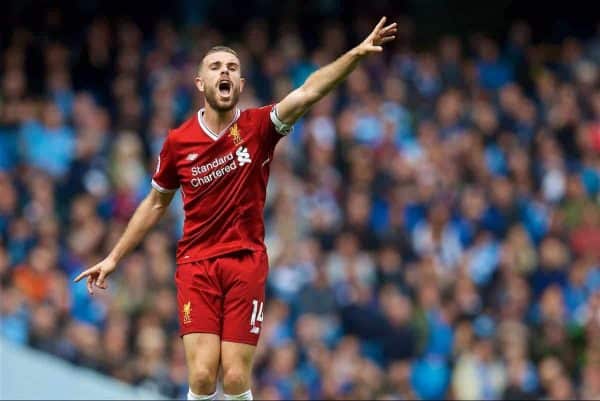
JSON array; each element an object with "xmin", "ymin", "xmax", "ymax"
[{"xmin": 228, "ymin": 65, "xmax": 238, "ymax": 71}]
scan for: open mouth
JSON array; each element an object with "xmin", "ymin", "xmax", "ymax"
[{"xmin": 218, "ymin": 80, "xmax": 232, "ymax": 97}]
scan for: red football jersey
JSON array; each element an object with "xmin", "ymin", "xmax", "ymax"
[{"xmin": 152, "ymin": 105, "xmax": 287, "ymax": 264}]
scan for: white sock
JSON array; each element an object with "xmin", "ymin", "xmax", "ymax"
[
  {"xmin": 187, "ymin": 388, "xmax": 218, "ymax": 400},
  {"xmin": 224, "ymin": 389, "xmax": 253, "ymax": 400}
]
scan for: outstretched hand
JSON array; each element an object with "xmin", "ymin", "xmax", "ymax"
[
  {"xmin": 355, "ymin": 16, "xmax": 398, "ymax": 56},
  {"xmin": 73, "ymin": 257, "xmax": 117, "ymax": 295}
]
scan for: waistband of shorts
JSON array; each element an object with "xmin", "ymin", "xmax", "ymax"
[{"xmin": 176, "ymin": 247, "xmax": 265, "ymax": 267}]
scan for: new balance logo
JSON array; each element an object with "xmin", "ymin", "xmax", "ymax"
[
  {"xmin": 236, "ymin": 146, "xmax": 251, "ymax": 166},
  {"xmin": 186, "ymin": 153, "xmax": 199, "ymax": 161}
]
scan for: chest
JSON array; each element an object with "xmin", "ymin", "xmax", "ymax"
[{"xmin": 175, "ymin": 122, "xmax": 268, "ymax": 191}]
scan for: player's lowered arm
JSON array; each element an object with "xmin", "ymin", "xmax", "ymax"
[
  {"xmin": 74, "ymin": 188, "xmax": 175, "ymax": 294},
  {"xmin": 275, "ymin": 16, "xmax": 397, "ymax": 125},
  {"xmin": 106, "ymin": 188, "xmax": 175, "ymax": 263}
]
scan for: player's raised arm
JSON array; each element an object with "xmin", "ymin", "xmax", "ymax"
[
  {"xmin": 274, "ymin": 16, "xmax": 397, "ymax": 125},
  {"xmin": 73, "ymin": 188, "xmax": 175, "ymax": 295}
]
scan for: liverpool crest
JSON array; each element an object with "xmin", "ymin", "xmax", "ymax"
[
  {"xmin": 229, "ymin": 124, "xmax": 243, "ymax": 145},
  {"xmin": 183, "ymin": 301, "xmax": 192, "ymax": 324}
]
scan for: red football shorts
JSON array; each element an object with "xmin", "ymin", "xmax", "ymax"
[{"xmin": 175, "ymin": 250, "xmax": 268, "ymax": 346}]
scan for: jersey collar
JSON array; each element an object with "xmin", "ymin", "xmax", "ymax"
[{"xmin": 197, "ymin": 108, "xmax": 241, "ymax": 141}]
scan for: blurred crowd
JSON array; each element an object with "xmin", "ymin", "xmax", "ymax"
[{"xmin": 1, "ymin": 8, "xmax": 600, "ymax": 401}]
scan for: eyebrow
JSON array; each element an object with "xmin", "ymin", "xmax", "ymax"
[{"xmin": 208, "ymin": 61, "xmax": 239, "ymax": 66}]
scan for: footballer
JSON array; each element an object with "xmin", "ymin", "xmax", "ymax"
[{"xmin": 75, "ymin": 16, "xmax": 397, "ymax": 401}]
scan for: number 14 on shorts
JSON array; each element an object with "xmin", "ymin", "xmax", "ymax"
[{"xmin": 250, "ymin": 299, "xmax": 263, "ymax": 334}]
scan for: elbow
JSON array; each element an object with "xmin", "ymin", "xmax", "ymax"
[
  {"xmin": 151, "ymin": 202, "xmax": 169, "ymax": 215},
  {"xmin": 147, "ymin": 188, "xmax": 174, "ymax": 215},
  {"xmin": 299, "ymin": 86, "xmax": 323, "ymax": 106},
  {"xmin": 308, "ymin": 90, "xmax": 325, "ymax": 105},
  {"xmin": 151, "ymin": 204, "xmax": 164, "ymax": 213},
  {"xmin": 146, "ymin": 196, "xmax": 169, "ymax": 217}
]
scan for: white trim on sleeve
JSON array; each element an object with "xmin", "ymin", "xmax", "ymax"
[
  {"xmin": 270, "ymin": 106, "xmax": 293, "ymax": 136},
  {"xmin": 151, "ymin": 179, "xmax": 178, "ymax": 193}
]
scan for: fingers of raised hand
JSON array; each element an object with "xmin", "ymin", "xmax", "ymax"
[
  {"xmin": 372, "ymin": 16, "xmax": 387, "ymax": 34},
  {"xmin": 375, "ymin": 24, "xmax": 397, "ymax": 42},
  {"xmin": 381, "ymin": 22, "xmax": 398, "ymax": 35},
  {"xmin": 366, "ymin": 17, "xmax": 387, "ymax": 43},
  {"xmin": 378, "ymin": 36, "xmax": 396, "ymax": 45},
  {"xmin": 365, "ymin": 19, "xmax": 396, "ymax": 49}
]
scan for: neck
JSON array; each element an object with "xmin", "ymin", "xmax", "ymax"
[{"xmin": 202, "ymin": 103, "xmax": 236, "ymax": 134}]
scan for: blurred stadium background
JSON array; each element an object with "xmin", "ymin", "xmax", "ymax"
[{"xmin": 1, "ymin": 0, "xmax": 600, "ymax": 399}]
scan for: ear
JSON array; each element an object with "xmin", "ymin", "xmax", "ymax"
[
  {"xmin": 195, "ymin": 76, "xmax": 205, "ymax": 93},
  {"xmin": 240, "ymin": 77, "xmax": 246, "ymax": 93}
]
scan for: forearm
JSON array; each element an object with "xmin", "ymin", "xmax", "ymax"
[
  {"xmin": 74, "ymin": 183, "xmax": 175, "ymax": 291},
  {"xmin": 276, "ymin": 47, "xmax": 365, "ymax": 124},
  {"xmin": 275, "ymin": 17, "xmax": 395, "ymax": 125},
  {"xmin": 302, "ymin": 47, "xmax": 365, "ymax": 100},
  {"xmin": 106, "ymin": 194, "xmax": 170, "ymax": 263}
]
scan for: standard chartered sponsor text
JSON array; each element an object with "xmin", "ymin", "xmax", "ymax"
[{"xmin": 190, "ymin": 152, "xmax": 237, "ymax": 187}]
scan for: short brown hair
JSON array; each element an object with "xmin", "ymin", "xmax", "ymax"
[
  {"xmin": 204, "ymin": 45, "xmax": 238, "ymax": 58},
  {"xmin": 199, "ymin": 46, "xmax": 239, "ymax": 74}
]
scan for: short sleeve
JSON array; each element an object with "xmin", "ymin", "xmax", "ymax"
[
  {"xmin": 254, "ymin": 104, "xmax": 293, "ymax": 143},
  {"xmin": 269, "ymin": 105, "xmax": 293, "ymax": 136},
  {"xmin": 151, "ymin": 133, "xmax": 179, "ymax": 193}
]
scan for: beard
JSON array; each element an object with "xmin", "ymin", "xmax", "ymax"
[{"xmin": 204, "ymin": 86, "xmax": 240, "ymax": 112}]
